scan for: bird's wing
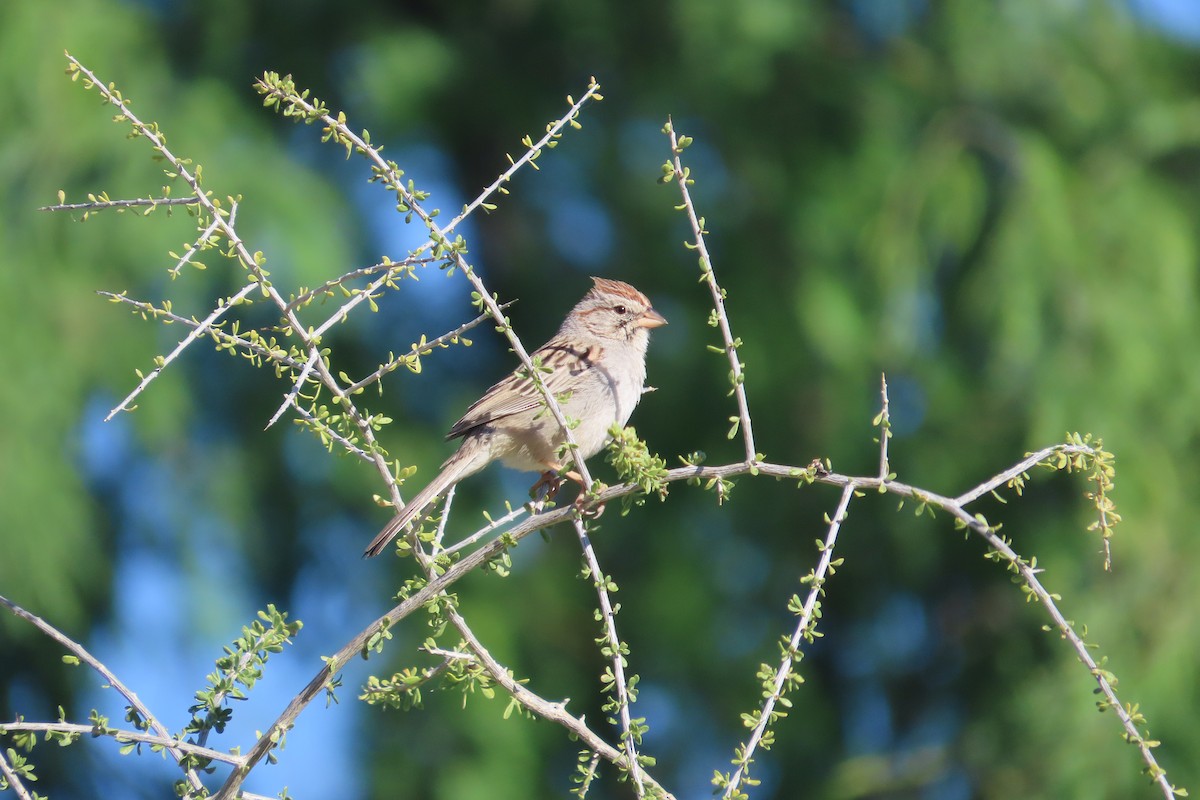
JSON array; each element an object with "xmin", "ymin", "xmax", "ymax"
[{"xmin": 446, "ymin": 340, "xmax": 602, "ymax": 439}]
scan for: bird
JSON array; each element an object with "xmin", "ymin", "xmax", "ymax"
[{"xmin": 363, "ymin": 277, "xmax": 667, "ymax": 558}]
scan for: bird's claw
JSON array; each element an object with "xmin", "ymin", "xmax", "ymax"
[{"xmin": 574, "ymin": 492, "xmax": 606, "ymax": 519}]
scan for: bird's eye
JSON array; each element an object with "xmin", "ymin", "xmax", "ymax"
[{"xmin": 613, "ymin": 305, "xmax": 628, "ymax": 315}]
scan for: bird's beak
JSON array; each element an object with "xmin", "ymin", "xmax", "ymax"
[{"xmin": 636, "ymin": 308, "xmax": 668, "ymax": 329}]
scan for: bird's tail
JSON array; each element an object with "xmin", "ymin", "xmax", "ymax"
[{"xmin": 362, "ymin": 455, "xmax": 472, "ymax": 558}]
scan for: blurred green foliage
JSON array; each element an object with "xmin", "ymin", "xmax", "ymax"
[{"xmin": 2, "ymin": 1, "xmax": 1199, "ymax": 798}]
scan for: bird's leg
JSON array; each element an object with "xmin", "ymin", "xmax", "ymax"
[
  {"xmin": 528, "ymin": 469, "xmax": 564, "ymax": 514},
  {"xmin": 530, "ymin": 470, "xmax": 562, "ymax": 500}
]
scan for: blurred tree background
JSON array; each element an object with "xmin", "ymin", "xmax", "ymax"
[{"xmin": 2, "ymin": 0, "xmax": 1199, "ymax": 798}]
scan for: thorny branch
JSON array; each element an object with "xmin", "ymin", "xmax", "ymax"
[
  {"xmin": 202, "ymin": 444, "xmax": 1133, "ymax": 799},
  {"xmin": 660, "ymin": 122, "xmax": 1165, "ymax": 798}
]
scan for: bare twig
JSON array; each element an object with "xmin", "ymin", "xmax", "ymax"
[
  {"xmin": 266, "ymin": 350, "xmax": 320, "ymax": 429},
  {"xmin": 284, "ymin": 256, "xmax": 437, "ymax": 312},
  {"xmin": 955, "ymin": 444, "xmax": 1084, "ymax": 506},
  {"xmin": 444, "ymin": 603, "xmax": 674, "ymax": 799},
  {"xmin": 931, "ymin": 500, "xmax": 1170, "ymax": 795},
  {"xmin": 573, "ymin": 517, "xmax": 645, "ymax": 796},
  {"xmin": 209, "ymin": 477, "xmax": 633, "ymax": 799},
  {"xmin": 63, "ymin": 58, "xmax": 349, "ymax": 454},
  {"xmin": 96, "ymin": 290, "xmax": 503, "ymax": 456},
  {"xmin": 262, "ymin": 261, "xmax": 408, "ymax": 428},
  {"xmin": 664, "ymin": 120, "xmax": 757, "ymax": 464},
  {"xmin": 442, "ymin": 79, "xmax": 604, "ymax": 231},
  {"xmin": 55, "ymin": 64, "xmax": 269, "ymax": 421},
  {"xmin": 99, "ymin": 289, "xmax": 307, "ymax": 369},
  {"xmin": 9, "ymin": 432, "xmax": 1161, "ymax": 799},
  {"xmin": 431, "ymin": 485, "xmax": 456, "ymax": 552},
  {"xmin": 342, "ymin": 301, "xmax": 515, "ymax": 396},
  {"xmin": 104, "ymin": 279, "xmax": 257, "ymax": 422},
  {"xmin": 39, "ymin": 195, "xmax": 201, "ymax": 212},
  {"xmin": 722, "ymin": 483, "xmax": 852, "ymax": 797},
  {"xmin": 438, "ymin": 501, "xmax": 529, "ymax": 557},
  {"xmin": 0, "ymin": 722, "xmax": 236, "ymax": 766},
  {"xmin": 877, "ymin": 374, "xmax": 892, "ymax": 481},
  {"xmin": 169, "ymin": 212, "xmax": 223, "ymax": 277}
]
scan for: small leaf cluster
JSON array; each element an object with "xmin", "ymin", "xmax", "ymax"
[
  {"xmin": 165, "ymin": 198, "xmax": 239, "ymax": 278},
  {"xmin": 256, "ymin": 71, "xmax": 330, "ymax": 125},
  {"xmin": 1031, "ymin": 433, "xmax": 1121, "ymax": 569},
  {"xmin": 686, "ymin": 465, "xmax": 735, "ymax": 504},
  {"xmin": 439, "ymin": 648, "xmax": 500, "ymax": 711},
  {"xmin": 360, "ymin": 666, "xmax": 435, "ymax": 712},
  {"xmin": 183, "ymin": 606, "xmax": 301, "ymax": 762},
  {"xmin": 359, "ymin": 639, "xmax": 505, "ymax": 714},
  {"xmin": 569, "ymin": 749, "xmax": 601, "ymax": 797},
  {"xmin": 657, "ymin": 118, "xmax": 693, "ymax": 184},
  {"xmin": 605, "ymin": 425, "xmax": 669, "ymax": 506}
]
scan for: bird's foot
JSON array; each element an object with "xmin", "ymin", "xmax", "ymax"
[{"xmin": 574, "ymin": 491, "xmax": 606, "ymax": 520}]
